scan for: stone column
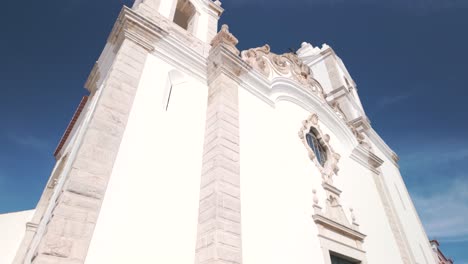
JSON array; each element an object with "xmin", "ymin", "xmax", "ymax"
[
  {"xmin": 195, "ymin": 25, "xmax": 243, "ymax": 264},
  {"xmin": 23, "ymin": 8, "xmax": 161, "ymax": 264}
]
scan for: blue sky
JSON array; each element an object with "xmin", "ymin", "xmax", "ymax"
[{"xmin": 0, "ymin": 0, "xmax": 467, "ymax": 262}]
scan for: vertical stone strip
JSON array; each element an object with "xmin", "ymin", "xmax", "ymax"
[
  {"xmin": 371, "ymin": 169, "xmax": 415, "ymax": 264},
  {"xmin": 27, "ymin": 9, "xmax": 157, "ymax": 264},
  {"xmin": 323, "ymin": 55, "xmax": 344, "ymax": 91},
  {"xmin": 195, "ymin": 25, "xmax": 243, "ymax": 264}
]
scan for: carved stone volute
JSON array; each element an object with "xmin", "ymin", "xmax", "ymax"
[{"xmin": 241, "ymin": 45, "xmax": 325, "ymax": 98}]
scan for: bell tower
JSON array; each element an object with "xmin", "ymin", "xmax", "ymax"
[{"xmin": 133, "ymin": 0, "xmax": 223, "ymax": 43}]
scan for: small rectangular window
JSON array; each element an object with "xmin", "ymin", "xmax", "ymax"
[{"xmin": 330, "ymin": 253, "xmax": 360, "ymax": 264}]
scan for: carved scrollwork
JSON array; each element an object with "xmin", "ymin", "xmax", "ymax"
[{"xmin": 241, "ymin": 45, "xmax": 325, "ymax": 98}]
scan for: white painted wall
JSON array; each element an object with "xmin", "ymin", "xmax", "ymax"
[
  {"xmin": 85, "ymin": 54, "xmax": 208, "ymax": 263},
  {"xmin": 238, "ymin": 86, "xmax": 406, "ymax": 264},
  {"xmin": 0, "ymin": 210, "xmax": 34, "ymax": 264},
  {"xmin": 81, "ymin": 37, "xmax": 435, "ymax": 264}
]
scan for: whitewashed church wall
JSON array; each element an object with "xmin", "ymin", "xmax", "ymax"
[
  {"xmin": 372, "ymin": 144, "xmax": 436, "ymax": 264},
  {"xmin": 335, "ymin": 147, "xmax": 404, "ymax": 264},
  {"xmin": 238, "ymin": 87, "xmax": 404, "ymax": 264},
  {"xmin": 84, "ymin": 53, "xmax": 208, "ymax": 264},
  {"xmin": 0, "ymin": 210, "xmax": 34, "ymax": 264}
]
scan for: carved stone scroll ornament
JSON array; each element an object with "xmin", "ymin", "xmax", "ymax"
[
  {"xmin": 241, "ymin": 45, "xmax": 325, "ymax": 98},
  {"xmin": 298, "ymin": 113, "xmax": 340, "ymax": 184}
]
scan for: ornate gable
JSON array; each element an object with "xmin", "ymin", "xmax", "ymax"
[{"xmin": 241, "ymin": 45, "xmax": 325, "ymax": 99}]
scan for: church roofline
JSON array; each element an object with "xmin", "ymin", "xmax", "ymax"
[{"xmin": 53, "ymin": 96, "xmax": 88, "ymax": 159}]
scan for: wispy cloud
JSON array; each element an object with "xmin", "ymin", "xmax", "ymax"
[
  {"xmin": 376, "ymin": 94, "xmax": 413, "ymax": 108},
  {"xmin": 7, "ymin": 134, "xmax": 51, "ymax": 152},
  {"xmin": 401, "ymin": 146, "xmax": 468, "ymax": 167},
  {"xmin": 413, "ymin": 176, "xmax": 468, "ymax": 240},
  {"xmin": 400, "ymin": 142, "xmax": 468, "ymax": 242}
]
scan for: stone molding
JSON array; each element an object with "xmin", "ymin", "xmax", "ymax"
[
  {"xmin": 108, "ymin": 6, "xmax": 165, "ymax": 52},
  {"xmin": 313, "ymin": 214, "xmax": 366, "ymax": 243},
  {"xmin": 350, "ymin": 145, "xmax": 384, "ymax": 174}
]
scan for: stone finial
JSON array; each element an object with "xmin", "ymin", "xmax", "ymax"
[
  {"xmin": 211, "ymin": 24, "xmax": 239, "ymax": 55},
  {"xmin": 312, "ymin": 189, "xmax": 322, "ymax": 214},
  {"xmin": 214, "ymin": 0, "xmax": 222, "ymax": 6},
  {"xmin": 313, "ymin": 189, "xmax": 319, "ymax": 205},
  {"xmin": 350, "ymin": 208, "xmax": 360, "ymax": 229},
  {"xmin": 350, "ymin": 208, "xmax": 356, "ymax": 222}
]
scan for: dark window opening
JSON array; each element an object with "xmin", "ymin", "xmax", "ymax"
[
  {"xmin": 330, "ymin": 253, "xmax": 360, "ymax": 264},
  {"xmin": 306, "ymin": 129, "xmax": 327, "ymax": 167},
  {"xmin": 173, "ymin": 0, "xmax": 196, "ymax": 31}
]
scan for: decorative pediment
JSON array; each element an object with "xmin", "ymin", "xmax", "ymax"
[{"xmin": 241, "ymin": 45, "xmax": 325, "ymax": 98}]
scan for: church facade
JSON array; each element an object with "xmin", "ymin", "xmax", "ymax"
[{"xmin": 1, "ymin": 0, "xmax": 438, "ymax": 264}]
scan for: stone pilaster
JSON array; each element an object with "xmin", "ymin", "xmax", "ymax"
[
  {"xmin": 25, "ymin": 8, "xmax": 158, "ymax": 264},
  {"xmin": 349, "ymin": 122, "xmax": 415, "ymax": 264},
  {"xmin": 195, "ymin": 25, "xmax": 243, "ymax": 264}
]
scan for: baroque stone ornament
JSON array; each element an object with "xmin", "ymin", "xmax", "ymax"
[
  {"xmin": 211, "ymin": 24, "xmax": 239, "ymax": 55},
  {"xmin": 241, "ymin": 45, "xmax": 324, "ymax": 98},
  {"xmin": 298, "ymin": 113, "xmax": 340, "ymax": 184}
]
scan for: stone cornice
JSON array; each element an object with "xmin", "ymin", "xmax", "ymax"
[
  {"xmin": 207, "ymin": 0, "xmax": 224, "ymax": 17},
  {"xmin": 26, "ymin": 222, "xmax": 39, "ymax": 232},
  {"xmin": 313, "ymin": 214, "xmax": 366, "ymax": 242},
  {"xmin": 84, "ymin": 62, "xmax": 100, "ymax": 93},
  {"xmin": 207, "ymin": 25, "xmax": 246, "ymax": 85},
  {"xmin": 350, "ymin": 145, "xmax": 384, "ymax": 174},
  {"xmin": 365, "ymin": 128, "xmax": 400, "ymax": 167},
  {"xmin": 108, "ymin": 6, "xmax": 166, "ymax": 52},
  {"xmin": 348, "ymin": 116, "xmax": 371, "ymax": 133},
  {"xmin": 322, "ymin": 182, "xmax": 342, "ymax": 196},
  {"xmin": 87, "ymin": 6, "xmax": 210, "ymax": 91},
  {"xmin": 211, "ymin": 25, "xmax": 239, "ymax": 55}
]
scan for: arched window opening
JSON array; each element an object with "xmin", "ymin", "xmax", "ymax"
[
  {"xmin": 173, "ymin": 0, "xmax": 196, "ymax": 31},
  {"xmin": 306, "ymin": 129, "xmax": 327, "ymax": 167}
]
